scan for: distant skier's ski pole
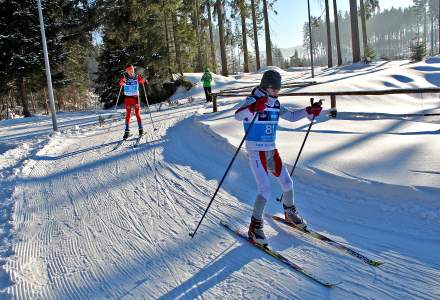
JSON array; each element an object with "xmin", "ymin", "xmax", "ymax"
[
  {"xmin": 277, "ymin": 99, "xmax": 321, "ymax": 203},
  {"xmin": 142, "ymin": 84, "xmax": 157, "ymax": 131},
  {"xmin": 190, "ymin": 112, "xmax": 259, "ymax": 238},
  {"xmin": 113, "ymin": 86, "xmax": 123, "ymax": 110}
]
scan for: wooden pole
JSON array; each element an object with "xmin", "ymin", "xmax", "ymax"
[{"xmin": 330, "ymin": 94, "xmax": 337, "ymax": 117}]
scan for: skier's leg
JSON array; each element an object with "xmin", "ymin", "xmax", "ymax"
[
  {"xmin": 123, "ymin": 98, "xmax": 132, "ymax": 139},
  {"xmin": 204, "ymin": 87, "xmax": 210, "ymax": 102},
  {"xmin": 273, "ymin": 150, "xmax": 306, "ymax": 228},
  {"xmin": 276, "ymin": 167, "xmax": 294, "ymax": 207},
  {"xmin": 125, "ymin": 101, "xmax": 131, "ymax": 128},
  {"xmin": 247, "ymin": 151, "xmax": 271, "ymax": 245},
  {"xmin": 207, "ymin": 87, "xmax": 212, "ymax": 102},
  {"xmin": 249, "ymin": 151, "xmax": 272, "ymax": 219},
  {"xmin": 134, "ymin": 102, "xmax": 143, "ymax": 135}
]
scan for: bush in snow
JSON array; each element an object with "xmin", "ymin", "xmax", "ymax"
[
  {"xmin": 410, "ymin": 39, "xmax": 427, "ymax": 62},
  {"xmin": 363, "ymin": 46, "xmax": 376, "ymax": 63}
]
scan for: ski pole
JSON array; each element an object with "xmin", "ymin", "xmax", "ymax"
[
  {"xmin": 276, "ymin": 98, "xmax": 321, "ymax": 203},
  {"xmin": 190, "ymin": 112, "xmax": 259, "ymax": 238},
  {"xmin": 142, "ymin": 83, "xmax": 157, "ymax": 131},
  {"xmin": 113, "ymin": 86, "xmax": 123, "ymax": 110}
]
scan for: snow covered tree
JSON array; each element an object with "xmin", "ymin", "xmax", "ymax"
[{"xmin": 0, "ymin": 0, "xmax": 95, "ymax": 117}]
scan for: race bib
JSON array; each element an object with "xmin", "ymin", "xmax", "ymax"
[{"xmin": 124, "ymin": 78, "xmax": 139, "ymax": 96}]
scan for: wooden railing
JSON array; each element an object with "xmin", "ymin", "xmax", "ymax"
[{"xmin": 211, "ymin": 87, "xmax": 440, "ymax": 117}]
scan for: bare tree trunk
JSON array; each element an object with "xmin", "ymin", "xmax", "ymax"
[
  {"xmin": 17, "ymin": 76, "xmax": 31, "ymax": 117},
  {"xmin": 240, "ymin": 0, "xmax": 249, "ymax": 72},
  {"xmin": 251, "ymin": 0, "xmax": 261, "ymax": 70},
  {"xmin": 217, "ymin": 0, "xmax": 228, "ymax": 76},
  {"xmin": 424, "ymin": 2, "xmax": 427, "ymax": 43},
  {"xmin": 360, "ymin": 0, "xmax": 368, "ymax": 58},
  {"xmin": 438, "ymin": 0, "xmax": 440, "ymax": 53},
  {"xmin": 44, "ymin": 88, "xmax": 49, "ymax": 115},
  {"xmin": 324, "ymin": 0, "xmax": 333, "ymax": 67},
  {"xmin": 262, "ymin": 0, "xmax": 272, "ymax": 65},
  {"xmin": 172, "ymin": 15, "xmax": 183, "ymax": 75},
  {"xmin": 193, "ymin": 0, "xmax": 204, "ymax": 71},
  {"xmin": 431, "ymin": 10, "xmax": 435, "ymax": 55},
  {"xmin": 207, "ymin": 0, "xmax": 217, "ymax": 73},
  {"xmin": 30, "ymin": 90, "xmax": 36, "ymax": 113},
  {"xmin": 162, "ymin": 0, "xmax": 172, "ymax": 78},
  {"xmin": 333, "ymin": 0, "xmax": 342, "ymax": 65},
  {"xmin": 349, "ymin": 0, "xmax": 361, "ymax": 63}
]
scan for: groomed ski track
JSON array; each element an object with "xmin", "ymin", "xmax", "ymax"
[{"xmin": 1, "ymin": 101, "xmax": 439, "ymax": 299}]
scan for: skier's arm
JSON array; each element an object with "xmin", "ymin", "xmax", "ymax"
[
  {"xmin": 234, "ymin": 97, "xmax": 256, "ymax": 121},
  {"xmin": 118, "ymin": 76, "xmax": 126, "ymax": 86},
  {"xmin": 234, "ymin": 96, "xmax": 267, "ymax": 121},
  {"xmin": 279, "ymin": 106, "xmax": 312, "ymax": 122}
]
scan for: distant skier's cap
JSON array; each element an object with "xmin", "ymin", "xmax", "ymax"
[
  {"xmin": 125, "ymin": 65, "xmax": 135, "ymax": 73},
  {"xmin": 260, "ymin": 70, "xmax": 281, "ymax": 90}
]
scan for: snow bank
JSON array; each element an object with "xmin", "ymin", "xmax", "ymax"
[{"xmin": 196, "ymin": 56, "xmax": 440, "ymax": 199}]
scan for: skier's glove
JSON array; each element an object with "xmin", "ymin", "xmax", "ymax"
[
  {"xmin": 118, "ymin": 77, "xmax": 126, "ymax": 86},
  {"xmin": 249, "ymin": 97, "xmax": 268, "ymax": 113},
  {"xmin": 306, "ymin": 102, "xmax": 322, "ymax": 117}
]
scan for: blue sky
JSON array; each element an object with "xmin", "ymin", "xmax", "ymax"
[{"xmin": 268, "ymin": 0, "xmax": 415, "ymax": 48}]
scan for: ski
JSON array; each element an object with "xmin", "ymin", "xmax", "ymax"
[
  {"xmin": 220, "ymin": 220, "xmax": 340, "ymax": 287},
  {"xmin": 271, "ymin": 215, "xmax": 383, "ymax": 267},
  {"xmin": 112, "ymin": 139, "xmax": 128, "ymax": 151},
  {"xmin": 133, "ymin": 135, "xmax": 144, "ymax": 148},
  {"xmin": 112, "ymin": 135, "xmax": 133, "ymax": 151}
]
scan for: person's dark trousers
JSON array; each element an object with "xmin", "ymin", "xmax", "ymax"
[{"xmin": 204, "ymin": 87, "xmax": 212, "ymax": 102}]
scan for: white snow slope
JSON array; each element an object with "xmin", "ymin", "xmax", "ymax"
[{"xmin": 0, "ymin": 58, "xmax": 439, "ymax": 299}]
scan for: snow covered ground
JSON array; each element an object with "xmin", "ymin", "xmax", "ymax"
[{"xmin": 0, "ymin": 59, "xmax": 439, "ymax": 299}]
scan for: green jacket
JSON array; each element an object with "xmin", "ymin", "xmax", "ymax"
[{"xmin": 201, "ymin": 72, "xmax": 212, "ymax": 88}]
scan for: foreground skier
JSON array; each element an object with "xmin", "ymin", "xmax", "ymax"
[
  {"xmin": 119, "ymin": 65, "xmax": 147, "ymax": 139},
  {"xmin": 234, "ymin": 70, "xmax": 322, "ymax": 246}
]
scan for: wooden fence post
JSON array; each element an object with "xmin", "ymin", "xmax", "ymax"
[
  {"xmin": 212, "ymin": 93, "xmax": 218, "ymax": 112},
  {"xmin": 330, "ymin": 94, "xmax": 337, "ymax": 118}
]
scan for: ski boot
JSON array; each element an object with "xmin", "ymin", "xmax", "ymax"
[
  {"xmin": 123, "ymin": 130, "xmax": 130, "ymax": 140},
  {"xmin": 248, "ymin": 216, "xmax": 268, "ymax": 246},
  {"xmin": 138, "ymin": 128, "xmax": 144, "ymax": 136},
  {"xmin": 283, "ymin": 204, "xmax": 307, "ymax": 229}
]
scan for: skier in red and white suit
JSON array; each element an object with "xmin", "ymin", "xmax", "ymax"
[
  {"xmin": 119, "ymin": 65, "xmax": 147, "ymax": 139},
  {"xmin": 235, "ymin": 70, "xmax": 322, "ymax": 246}
]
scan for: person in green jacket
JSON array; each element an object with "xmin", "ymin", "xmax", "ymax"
[{"xmin": 201, "ymin": 67, "xmax": 213, "ymax": 102}]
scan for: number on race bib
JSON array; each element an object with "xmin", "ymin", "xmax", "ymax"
[{"xmin": 265, "ymin": 125, "xmax": 275, "ymax": 135}]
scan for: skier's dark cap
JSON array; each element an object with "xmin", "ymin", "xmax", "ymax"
[{"xmin": 260, "ymin": 70, "xmax": 282, "ymax": 90}]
